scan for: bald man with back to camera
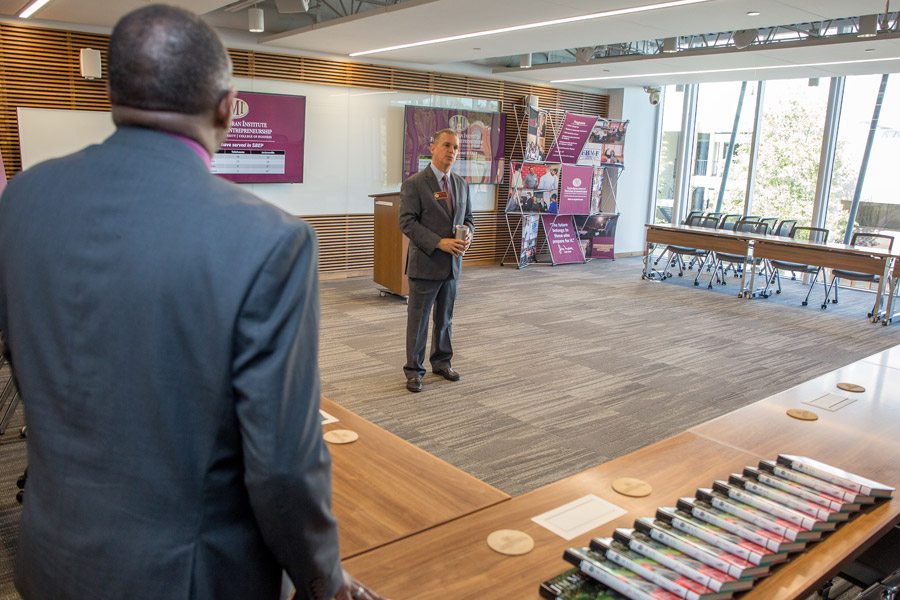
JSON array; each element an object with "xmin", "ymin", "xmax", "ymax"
[{"xmin": 0, "ymin": 5, "xmax": 384, "ymax": 600}]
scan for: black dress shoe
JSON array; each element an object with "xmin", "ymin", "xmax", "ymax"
[
  {"xmin": 433, "ymin": 368, "xmax": 460, "ymax": 382},
  {"xmin": 406, "ymin": 377, "xmax": 422, "ymax": 392}
]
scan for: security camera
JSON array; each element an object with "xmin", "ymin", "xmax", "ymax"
[{"xmin": 643, "ymin": 86, "xmax": 662, "ymax": 106}]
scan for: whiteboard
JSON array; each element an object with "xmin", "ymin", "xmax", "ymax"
[
  {"xmin": 15, "ymin": 80, "xmax": 500, "ymax": 215},
  {"xmin": 18, "ymin": 107, "xmax": 115, "ymax": 170}
]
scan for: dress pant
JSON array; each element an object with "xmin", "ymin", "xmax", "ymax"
[{"xmin": 404, "ymin": 276, "xmax": 457, "ymax": 379}]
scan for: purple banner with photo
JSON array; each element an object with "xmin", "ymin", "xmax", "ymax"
[
  {"xmin": 541, "ymin": 215, "xmax": 585, "ymax": 264},
  {"xmin": 557, "ymin": 164, "xmax": 594, "ymax": 215},
  {"xmin": 213, "ymin": 92, "xmax": 306, "ymax": 183},
  {"xmin": 403, "ymin": 106, "xmax": 506, "ymax": 184},
  {"xmin": 577, "ymin": 118, "xmax": 629, "ymax": 168},
  {"xmin": 545, "ymin": 112, "xmax": 595, "ymax": 164}
]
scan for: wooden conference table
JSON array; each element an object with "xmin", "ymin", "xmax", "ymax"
[
  {"xmin": 321, "ymin": 397, "xmax": 509, "ymax": 558},
  {"xmin": 342, "ymin": 347, "xmax": 900, "ymax": 599},
  {"xmin": 644, "ymin": 224, "xmax": 897, "ymax": 318}
]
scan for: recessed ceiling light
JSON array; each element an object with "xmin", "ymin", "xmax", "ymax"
[
  {"xmin": 19, "ymin": 0, "xmax": 53, "ymax": 18},
  {"xmin": 473, "ymin": 47, "xmax": 480, "ymax": 50},
  {"xmin": 866, "ymin": 48, "xmax": 876, "ymax": 52},
  {"xmin": 746, "ymin": 11, "xmax": 760, "ymax": 17},
  {"xmin": 349, "ymin": 0, "xmax": 713, "ymax": 56}
]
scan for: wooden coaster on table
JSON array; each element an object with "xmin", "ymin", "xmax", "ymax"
[
  {"xmin": 486, "ymin": 529, "xmax": 534, "ymax": 556},
  {"xmin": 611, "ymin": 477, "xmax": 652, "ymax": 497},
  {"xmin": 837, "ymin": 382, "xmax": 865, "ymax": 393},
  {"xmin": 323, "ymin": 429, "xmax": 359, "ymax": 444},
  {"xmin": 786, "ymin": 408, "xmax": 818, "ymax": 421}
]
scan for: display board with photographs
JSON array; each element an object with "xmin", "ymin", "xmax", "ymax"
[{"xmin": 577, "ymin": 118, "xmax": 628, "ymax": 167}]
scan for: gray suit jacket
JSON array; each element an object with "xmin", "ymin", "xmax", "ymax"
[
  {"xmin": 398, "ymin": 167, "xmax": 475, "ymax": 280},
  {"xmin": 0, "ymin": 127, "xmax": 342, "ymax": 600}
]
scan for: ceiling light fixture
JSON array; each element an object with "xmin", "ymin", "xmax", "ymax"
[
  {"xmin": 662, "ymin": 37, "xmax": 678, "ymax": 53},
  {"xmin": 349, "ymin": 0, "xmax": 713, "ymax": 56},
  {"xmin": 732, "ymin": 29, "xmax": 758, "ymax": 49},
  {"xmin": 248, "ymin": 6, "xmax": 264, "ymax": 32},
  {"xmin": 746, "ymin": 11, "xmax": 760, "ymax": 16},
  {"xmin": 520, "ymin": 53, "xmax": 532, "ymax": 68},
  {"xmin": 551, "ymin": 55, "xmax": 900, "ymax": 83},
  {"xmin": 857, "ymin": 14, "xmax": 878, "ymax": 37},
  {"xmin": 19, "ymin": 0, "xmax": 53, "ymax": 18}
]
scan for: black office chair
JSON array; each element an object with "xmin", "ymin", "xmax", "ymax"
[
  {"xmin": 706, "ymin": 218, "xmax": 769, "ymax": 290},
  {"xmin": 772, "ymin": 219, "xmax": 798, "ymax": 237},
  {"xmin": 822, "ymin": 232, "xmax": 894, "ymax": 314},
  {"xmin": 761, "ymin": 226, "xmax": 829, "ymax": 304},
  {"xmin": 759, "ymin": 217, "xmax": 779, "ymax": 233},
  {"xmin": 718, "ymin": 214, "xmax": 742, "ymax": 230},
  {"xmin": 654, "ymin": 214, "xmax": 712, "ymax": 280}
]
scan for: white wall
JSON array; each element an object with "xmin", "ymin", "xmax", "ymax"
[
  {"xmin": 15, "ymin": 80, "xmax": 500, "ymax": 216},
  {"xmin": 606, "ymin": 87, "xmax": 659, "ymax": 254}
]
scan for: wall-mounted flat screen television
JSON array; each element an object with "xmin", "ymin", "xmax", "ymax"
[{"xmin": 212, "ymin": 91, "xmax": 306, "ymax": 184}]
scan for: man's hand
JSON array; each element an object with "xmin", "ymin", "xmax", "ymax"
[
  {"xmin": 463, "ymin": 231, "xmax": 473, "ymax": 252},
  {"xmin": 437, "ymin": 237, "xmax": 466, "ymax": 257},
  {"xmin": 333, "ymin": 569, "xmax": 387, "ymax": 600}
]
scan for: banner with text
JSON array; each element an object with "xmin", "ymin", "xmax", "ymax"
[
  {"xmin": 541, "ymin": 215, "xmax": 585, "ymax": 264},
  {"xmin": 545, "ymin": 112, "xmax": 595, "ymax": 164},
  {"xmin": 214, "ymin": 91, "xmax": 306, "ymax": 183},
  {"xmin": 557, "ymin": 164, "xmax": 594, "ymax": 215}
]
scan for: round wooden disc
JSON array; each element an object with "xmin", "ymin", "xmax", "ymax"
[
  {"xmin": 611, "ymin": 477, "xmax": 653, "ymax": 497},
  {"xmin": 787, "ymin": 408, "xmax": 819, "ymax": 421},
  {"xmin": 323, "ymin": 429, "xmax": 359, "ymax": 444},
  {"xmin": 837, "ymin": 382, "xmax": 866, "ymax": 393},
  {"xmin": 486, "ymin": 529, "xmax": 534, "ymax": 556}
]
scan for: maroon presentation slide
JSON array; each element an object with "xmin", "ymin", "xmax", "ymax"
[{"xmin": 213, "ymin": 91, "xmax": 306, "ymax": 183}]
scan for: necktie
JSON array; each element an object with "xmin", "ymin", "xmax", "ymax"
[{"xmin": 442, "ymin": 175, "xmax": 454, "ymax": 216}]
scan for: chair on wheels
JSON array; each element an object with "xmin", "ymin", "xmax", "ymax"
[
  {"xmin": 761, "ymin": 226, "xmax": 829, "ymax": 303},
  {"xmin": 706, "ymin": 218, "xmax": 769, "ymax": 291},
  {"xmin": 821, "ymin": 232, "xmax": 894, "ymax": 315}
]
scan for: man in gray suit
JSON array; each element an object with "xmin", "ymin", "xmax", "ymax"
[
  {"xmin": 399, "ymin": 129, "xmax": 475, "ymax": 393},
  {"xmin": 0, "ymin": 6, "xmax": 382, "ymax": 600}
]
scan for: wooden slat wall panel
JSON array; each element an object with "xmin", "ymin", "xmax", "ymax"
[{"xmin": 0, "ymin": 22, "xmax": 608, "ymax": 274}]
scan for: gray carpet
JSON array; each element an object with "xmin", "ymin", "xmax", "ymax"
[
  {"xmin": 320, "ymin": 256, "xmax": 898, "ymax": 496},
  {"xmin": 0, "ymin": 255, "xmax": 895, "ymax": 599}
]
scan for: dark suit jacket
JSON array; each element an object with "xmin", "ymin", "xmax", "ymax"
[
  {"xmin": 398, "ymin": 167, "xmax": 475, "ymax": 280},
  {"xmin": 0, "ymin": 127, "xmax": 342, "ymax": 600}
]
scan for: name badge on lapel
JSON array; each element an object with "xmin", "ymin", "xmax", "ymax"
[{"xmin": 434, "ymin": 191, "xmax": 448, "ymax": 200}]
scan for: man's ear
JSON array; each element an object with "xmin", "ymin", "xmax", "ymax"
[{"xmin": 215, "ymin": 89, "xmax": 238, "ymax": 131}]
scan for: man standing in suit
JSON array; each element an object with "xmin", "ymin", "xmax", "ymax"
[
  {"xmin": 399, "ymin": 129, "xmax": 475, "ymax": 393},
  {"xmin": 0, "ymin": 6, "xmax": 382, "ymax": 600}
]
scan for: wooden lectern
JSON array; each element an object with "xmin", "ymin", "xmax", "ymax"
[{"xmin": 371, "ymin": 192, "xmax": 409, "ymax": 297}]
